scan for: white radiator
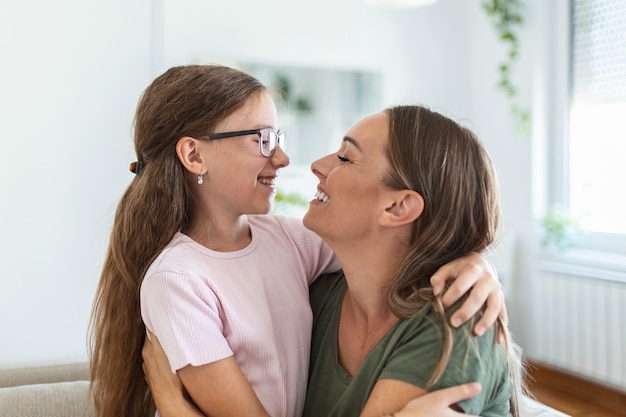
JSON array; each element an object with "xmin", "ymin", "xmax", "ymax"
[{"xmin": 534, "ymin": 266, "xmax": 626, "ymax": 391}]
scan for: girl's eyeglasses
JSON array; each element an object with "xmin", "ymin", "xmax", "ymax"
[{"xmin": 208, "ymin": 128, "xmax": 285, "ymax": 158}]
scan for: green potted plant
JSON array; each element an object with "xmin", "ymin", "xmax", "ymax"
[{"xmin": 541, "ymin": 205, "xmax": 581, "ymax": 252}]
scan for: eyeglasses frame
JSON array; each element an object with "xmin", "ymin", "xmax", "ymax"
[{"xmin": 207, "ymin": 128, "xmax": 285, "ymax": 158}]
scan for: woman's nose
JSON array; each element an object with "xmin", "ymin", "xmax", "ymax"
[{"xmin": 310, "ymin": 154, "xmax": 332, "ymax": 179}]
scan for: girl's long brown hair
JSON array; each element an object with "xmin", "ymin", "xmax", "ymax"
[
  {"xmin": 88, "ymin": 65, "xmax": 267, "ymax": 417},
  {"xmin": 382, "ymin": 105, "xmax": 523, "ymax": 416}
]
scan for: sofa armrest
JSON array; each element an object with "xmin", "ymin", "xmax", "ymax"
[{"xmin": 0, "ymin": 362, "xmax": 89, "ymax": 388}]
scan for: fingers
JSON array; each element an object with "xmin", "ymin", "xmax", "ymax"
[
  {"xmin": 447, "ymin": 274, "xmax": 499, "ymax": 328},
  {"xmin": 430, "ymin": 262, "xmax": 454, "ymax": 296},
  {"xmin": 430, "ymin": 255, "xmax": 483, "ymax": 296},
  {"xmin": 440, "ymin": 263, "xmax": 484, "ymax": 307},
  {"xmin": 467, "ymin": 283, "xmax": 503, "ymax": 336},
  {"xmin": 431, "ymin": 252, "xmax": 497, "ymax": 302},
  {"xmin": 430, "ymin": 252, "xmax": 508, "ymax": 337},
  {"xmin": 142, "ymin": 330, "xmax": 155, "ymax": 359},
  {"xmin": 142, "ymin": 333, "xmax": 152, "ymax": 384},
  {"xmin": 499, "ymin": 298, "xmax": 509, "ymax": 326}
]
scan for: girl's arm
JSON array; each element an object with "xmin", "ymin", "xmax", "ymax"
[
  {"xmin": 391, "ymin": 382, "xmax": 482, "ymax": 417},
  {"xmin": 142, "ymin": 332, "xmax": 269, "ymax": 417}
]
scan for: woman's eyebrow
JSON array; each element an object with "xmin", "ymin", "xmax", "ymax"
[{"xmin": 343, "ymin": 136, "xmax": 363, "ymax": 152}]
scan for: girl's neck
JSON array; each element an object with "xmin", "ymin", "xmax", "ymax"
[{"xmin": 184, "ymin": 214, "xmax": 251, "ymax": 252}]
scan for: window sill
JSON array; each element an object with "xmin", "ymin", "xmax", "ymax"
[{"xmin": 538, "ymin": 248, "xmax": 626, "ymax": 284}]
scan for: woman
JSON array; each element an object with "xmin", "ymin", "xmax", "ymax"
[
  {"xmin": 302, "ymin": 106, "xmax": 521, "ymax": 416},
  {"xmin": 90, "ymin": 64, "xmax": 507, "ymax": 417}
]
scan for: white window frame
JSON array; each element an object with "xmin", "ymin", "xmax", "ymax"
[{"xmin": 542, "ymin": 0, "xmax": 626, "ymax": 281}]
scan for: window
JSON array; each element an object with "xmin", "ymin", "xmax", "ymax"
[{"xmin": 559, "ymin": 0, "xmax": 626, "ymax": 255}]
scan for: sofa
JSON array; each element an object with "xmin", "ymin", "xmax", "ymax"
[
  {"xmin": 0, "ymin": 362, "xmax": 93, "ymax": 417},
  {"xmin": 0, "ymin": 362, "xmax": 569, "ymax": 417}
]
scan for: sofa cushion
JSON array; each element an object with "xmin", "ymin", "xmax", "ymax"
[{"xmin": 0, "ymin": 380, "xmax": 94, "ymax": 417}]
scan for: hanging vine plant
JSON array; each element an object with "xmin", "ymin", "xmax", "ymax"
[{"xmin": 482, "ymin": 0, "xmax": 530, "ymax": 137}]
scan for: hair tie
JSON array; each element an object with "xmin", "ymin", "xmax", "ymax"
[{"xmin": 129, "ymin": 161, "xmax": 145, "ymax": 175}]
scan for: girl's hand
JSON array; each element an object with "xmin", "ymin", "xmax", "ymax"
[
  {"xmin": 430, "ymin": 252, "xmax": 508, "ymax": 340},
  {"xmin": 395, "ymin": 383, "xmax": 482, "ymax": 417}
]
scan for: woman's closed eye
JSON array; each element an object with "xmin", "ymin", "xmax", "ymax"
[{"xmin": 337, "ymin": 154, "xmax": 350, "ymax": 162}]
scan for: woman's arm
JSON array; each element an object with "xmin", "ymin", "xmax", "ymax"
[
  {"xmin": 142, "ymin": 332, "xmax": 269, "ymax": 417},
  {"xmin": 142, "ymin": 333, "xmax": 203, "ymax": 417},
  {"xmin": 144, "ymin": 334, "xmax": 481, "ymax": 417},
  {"xmin": 430, "ymin": 252, "xmax": 507, "ymax": 339}
]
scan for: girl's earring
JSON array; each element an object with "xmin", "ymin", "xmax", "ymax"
[{"xmin": 197, "ymin": 174, "xmax": 204, "ymax": 185}]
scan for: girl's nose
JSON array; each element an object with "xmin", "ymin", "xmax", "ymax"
[{"xmin": 271, "ymin": 145, "xmax": 290, "ymax": 168}]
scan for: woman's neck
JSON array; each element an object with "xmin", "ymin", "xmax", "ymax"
[
  {"xmin": 333, "ymin": 233, "xmax": 407, "ymax": 318},
  {"xmin": 337, "ymin": 243, "xmax": 404, "ymax": 376},
  {"xmin": 333, "ymin": 229, "xmax": 414, "ymax": 375},
  {"xmin": 325, "ymin": 221, "xmax": 410, "ymax": 298}
]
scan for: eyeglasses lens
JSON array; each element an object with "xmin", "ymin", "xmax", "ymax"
[{"xmin": 260, "ymin": 129, "xmax": 275, "ymax": 157}]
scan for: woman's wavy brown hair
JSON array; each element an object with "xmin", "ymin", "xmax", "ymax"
[
  {"xmin": 382, "ymin": 105, "xmax": 522, "ymax": 416},
  {"xmin": 88, "ymin": 64, "xmax": 267, "ymax": 417}
]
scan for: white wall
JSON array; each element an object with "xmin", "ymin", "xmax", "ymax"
[
  {"xmin": 464, "ymin": 0, "xmax": 538, "ymax": 355},
  {"xmin": 0, "ymin": 0, "xmax": 152, "ymax": 367},
  {"xmin": 1, "ymin": 0, "xmax": 541, "ymax": 368},
  {"xmin": 157, "ymin": 0, "xmax": 474, "ymax": 110},
  {"xmin": 464, "ymin": 0, "xmax": 559, "ymax": 360}
]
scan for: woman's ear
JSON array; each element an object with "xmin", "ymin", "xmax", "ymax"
[
  {"xmin": 379, "ymin": 190, "xmax": 424, "ymax": 227},
  {"xmin": 176, "ymin": 136, "xmax": 206, "ymax": 175}
]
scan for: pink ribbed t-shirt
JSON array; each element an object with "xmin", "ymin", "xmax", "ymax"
[{"xmin": 140, "ymin": 215, "xmax": 339, "ymax": 417}]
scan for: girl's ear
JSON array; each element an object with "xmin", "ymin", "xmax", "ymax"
[
  {"xmin": 379, "ymin": 190, "xmax": 424, "ymax": 227},
  {"xmin": 176, "ymin": 136, "xmax": 206, "ymax": 175}
]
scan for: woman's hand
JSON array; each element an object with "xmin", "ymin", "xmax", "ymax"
[
  {"xmin": 430, "ymin": 252, "xmax": 507, "ymax": 339},
  {"xmin": 394, "ymin": 383, "xmax": 482, "ymax": 417},
  {"xmin": 142, "ymin": 331, "xmax": 204, "ymax": 417}
]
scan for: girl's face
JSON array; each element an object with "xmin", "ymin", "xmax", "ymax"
[
  {"xmin": 303, "ymin": 111, "xmax": 392, "ymax": 245},
  {"xmin": 201, "ymin": 92, "xmax": 289, "ymax": 217}
]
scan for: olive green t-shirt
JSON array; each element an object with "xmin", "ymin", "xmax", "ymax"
[{"xmin": 303, "ymin": 272, "xmax": 513, "ymax": 417}]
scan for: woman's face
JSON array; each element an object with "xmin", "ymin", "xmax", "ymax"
[
  {"xmin": 200, "ymin": 91, "xmax": 290, "ymax": 217},
  {"xmin": 303, "ymin": 111, "xmax": 392, "ymax": 244}
]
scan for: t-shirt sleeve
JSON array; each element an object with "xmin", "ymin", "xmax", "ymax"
[
  {"xmin": 379, "ymin": 305, "xmax": 512, "ymax": 415},
  {"xmin": 140, "ymin": 271, "xmax": 233, "ymax": 372},
  {"xmin": 275, "ymin": 216, "xmax": 341, "ymax": 284}
]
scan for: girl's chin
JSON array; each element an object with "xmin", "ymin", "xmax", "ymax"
[{"xmin": 302, "ymin": 212, "xmax": 318, "ymax": 232}]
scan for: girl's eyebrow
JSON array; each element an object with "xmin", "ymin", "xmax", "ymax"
[{"xmin": 343, "ymin": 136, "xmax": 363, "ymax": 152}]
